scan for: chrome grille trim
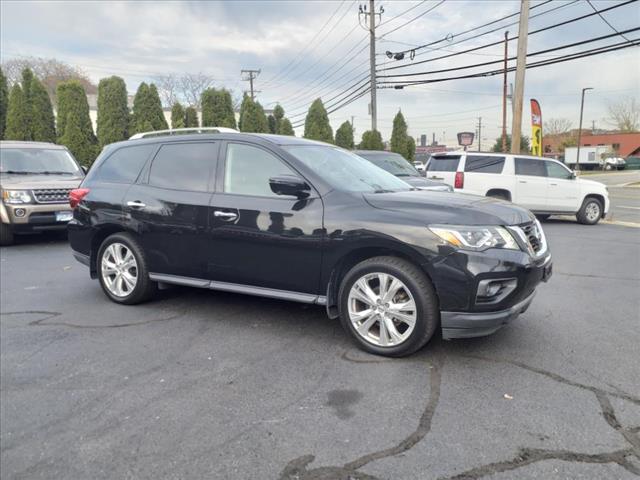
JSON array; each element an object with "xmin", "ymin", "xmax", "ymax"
[
  {"xmin": 32, "ymin": 188, "xmax": 72, "ymax": 204},
  {"xmin": 509, "ymin": 219, "xmax": 548, "ymax": 257}
]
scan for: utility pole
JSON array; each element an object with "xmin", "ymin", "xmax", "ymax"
[
  {"xmin": 575, "ymin": 87, "xmax": 594, "ymax": 172},
  {"xmin": 510, "ymin": 0, "xmax": 529, "ymax": 154},
  {"xmin": 502, "ymin": 31, "xmax": 509, "ymax": 153},
  {"xmin": 241, "ymin": 69, "xmax": 261, "ymax": 100},
  {"xmin": 359, "ymin": 1, "xmax": 383, "ymax": 132},
  {"xmin": 477, "ymin": 117, "xmax": 482, "ymax": 151}
]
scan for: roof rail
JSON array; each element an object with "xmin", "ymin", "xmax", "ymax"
[{"xmin": 129, "ymin": 127, "xmax": 239, "ymax": 140}]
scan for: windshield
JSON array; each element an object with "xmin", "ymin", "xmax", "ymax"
[
  {"xmin": 0, "ymin": 148, "xmax": 82, "ymax": 175},
  {"xmin": 356, "ymin": 152, "xmax": 419, "ymax": 177},
  {"xmin": 284, "ymin": 146, "xmax": 412, "ymax": 193}
]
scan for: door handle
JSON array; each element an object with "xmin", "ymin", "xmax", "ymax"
[
  {"xmin": 214, "ymin": 210, "xmax": 238, "ymax": 221},
  {"xmin": 519, "ymin": 180, "xmax": 527, "ymax": 184},
  {"xmin": 429, "ymin": 176, "xmax": 444, "ymax": 180},
  {"xmin": 126, "ymin": 200, "xmax": 146, "ymax": 209},
  {"xmin": 550, "ymin": 182, "xmax": 558, "ymax": 186}
]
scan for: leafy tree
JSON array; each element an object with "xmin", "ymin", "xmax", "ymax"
[
  {"xmin": 0, "ymin": 67, "xmax": 7, "ymax": 139},
  {"xmin": 4, "ymin": 84, "xmax": 30, "ymax": 140},
  {"xmin": 273, "ymin": 104, "xmax": 284, "ymax": 133},
  {"xmin": 304, "ymin": 98, "xmax": 333, "ymax": 143},
  {"xmin": 59, "ymin": 112, "xmax": 96, "ymax": 167},
  {"xmin": 335, "ymin": 121, "xmax": 354, "ymax": 149},
  {"xmin": 184, "ymin": 106, "xmax": 199, "ymax": 127},
  {"xmin": 406, "ymin": 136, "xmax": 416, "ymax": 161},
  {"xmin": 201, "ymin": 88, "xmax": 236, "ymax": 129},
  {"xmin": 30, "ymin": 77, "xmax": 56, "ymax": 142},
  {"xmin": 97, "ymin": 76, "xmax": 129, "ymax": 147},
  {"xmin": 358, "ymin": 130, "xmax": 384, "ymax": 150},
  {"xmin": 171, "ymin": 102, "xmax": 185, "ymax": 129},
  {"xmin": 279, "ymin": 118, "xmax": 295, "ymax": 136},
  {"xmin": 491, "ymin": 134, "xmax": 530, "ymax": 154},
  {"xmin": 239, "ymin": 95, "xmax": 268, "ymax": 133},
  {"xmin": 268, "ymin": 114, "xmax": 276, "ymax": 134},
  {"xmin": 390, "ymin": 110, "xmax": 412, "ymax": 159}
]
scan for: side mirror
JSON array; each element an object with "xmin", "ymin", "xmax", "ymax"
[
  {"xmin": 569, "ymin": 171, "xmax": 576, "ymax": 179},
  {"xmin": 269, "ymin": 175, "xmax": 310, "ymax": 198}
]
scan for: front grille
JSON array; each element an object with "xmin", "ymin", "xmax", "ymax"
[
  {"xmin": 512, "ymin": 220, "xmax": 547, "ymax": 257},
  {"xmin": 32, "ymin": 188, "xmax": 72, "ymax": 204},
  {"xmin": 521, "ymin": 222, "xmax": 542, "ymax": 253}
]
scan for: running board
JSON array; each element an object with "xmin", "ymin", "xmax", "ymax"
[{"xmin": 149, "ymin": 273, "xmax": 326, "ymax": 305}]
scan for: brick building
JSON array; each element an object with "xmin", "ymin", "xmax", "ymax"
[{"xmin": 543, "ymin": 131, "xmax": 640, "ymax": 158}]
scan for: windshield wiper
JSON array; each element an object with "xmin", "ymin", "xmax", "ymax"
[
  {"xmin": 39, "ymin": 171, "xmax": 75, "ymax": 175},
  {"xmin": 1, "ymin": 170, "xmax": 36, "ymax": 175}
]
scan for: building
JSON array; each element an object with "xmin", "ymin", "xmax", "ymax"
[{"xmin": 543, "ymin": 131, "xmax": 640, "ymax": 158}]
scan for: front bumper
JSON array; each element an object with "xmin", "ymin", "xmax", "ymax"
[{"xmin": 2, "ymin": 203, "xmax": 73, "ymax": 232}]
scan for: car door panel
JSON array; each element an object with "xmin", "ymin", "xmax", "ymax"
[
  {"xmin": 545, "ymin": 160, "xmax": 580, "ymax": 212},
  {"xmin": 513, "ymin": 157, "xmax": 548, "ymax": 211}
]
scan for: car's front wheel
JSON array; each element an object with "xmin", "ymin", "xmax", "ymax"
[
  {"xmin": 338, "ymin": 256, "xmax": 439, "ymax": 357},
  {"xmin": 97, "ymin": 233, "xmax": 157, "ymax": 304},
  {"xmin": 576, "ymin": 197, "xmax": 603, "ymax": 225}
]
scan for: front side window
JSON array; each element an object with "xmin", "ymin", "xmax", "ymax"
[
  {"xmin": 224, "ymin": 143, "xmax": 296, "ymax": 197},
  {"xmin": 426, "ymin": 156, "xmax": 460, "ymax": 172},
  {"xmin": 283, "ymin": 145, "xmax": 411, "ymax": 193},
  {"xmin": 464, "ymin": 155, "xmax": 505, "ymax": 173},
  {"xmin": 545, "ymin": 160, "xmax": 572, "ymax": 179},
  {"xmin": 0, "ymin": 148, "xmax": 82, "ymax": 175},
  {"xmin": 148, "ymin": 142, "xmax": 215, "ymax": 192},
  {"xmin": 98, "ymin": 144, "xmax": 156, "ymax": 184},
  {"xmin": 515, "ymin": 157, "xmax": 546, "ymax": 177}
]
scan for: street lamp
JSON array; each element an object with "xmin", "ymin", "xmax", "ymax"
[{"xmin": 575, "ymin": 87, "xmax": 594, "ymax": 172}]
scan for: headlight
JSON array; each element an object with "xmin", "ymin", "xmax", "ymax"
[
  {"xmin": 2, "ymin": 190, "xmax": 33, "ymax": 204},
  {"xmin": 429, "ymin": 225, "xmax": 520, "ymax": 251}
]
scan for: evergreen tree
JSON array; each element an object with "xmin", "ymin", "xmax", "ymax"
[
  {"xmin": 335, "ymin": 121, "xmax": 354, "ymax": 149},
  {"xmin": 59, "ymin": 112, "xmax": 96, "ymax": 167},
  {"xmin": 130, "ymin": 82, "xmax": 169, "ymax": 134},
  {"xmin": 406, "ymin": 136, "xmax": 416, "ymax": 161},
  {"xmin": 268, "ymin": 114, "xmax": 276, "ymax": 134},
  {"xmin": 4, "ymin": 84, "xmax": 30, "ymax": 141},
  {"xmin": 0, "ymin": 67, "xmax": 8, "ymax": 140},
  {"xmin": 491, "ymin": 134, "xmax": 530, "ymax": 153},
  {"xmin": 304, "ymin": 98, "xmax": 333, "ymax": 143},
  {"xmin": 171, "ymin": 102, "xmax": 185, "ymax": 129},
  {"xmin": 20, "ymin": 68, "xmax": 34, "ymax": 139},
  {"xmin": 238, "ymin": 94, "xmax": 250, "ymax": 131},
  {"xmin": 184, "ymin": 106, "xmax": 199, "ymax": 127},
  {"xmin": 148, "ymin": 83, "xmax": 168, "ymax": 130},
  {"xmin": 30, "ymin": 77, "xmax": 56, "ymax": 142},
  {"xmin": 201, "ymin": 88, "xmax": 236, "ymax": 129},
  {"xmin": 97, "ymin": 76, "xmax": 129, "ymax": 147},
  {"xmin": 273, "ymin": 104, "xmax": 284, "ymax": 133},
  {"xmin": 390, "ymin": 110, "xmax": 411, "ymax": 159},
  {"xmin": 239, "ymin": 96, "xmax": 268, "ymax": 133},
  {"xmin": 279, "ymin": 118, "xmax": 295, "ymax": 136},
  {"xmin": 358, "ymin": 130, "xmax": 384, "ymax": 150}
]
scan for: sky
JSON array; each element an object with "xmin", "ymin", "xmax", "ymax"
[{"xmin": 1, "ymin": 0, "xmax": 639, "ymax": 147}]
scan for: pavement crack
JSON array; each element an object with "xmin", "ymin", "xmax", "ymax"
[{"xmin": 1, "ymin": 310, "xmax": 186, "ymax": 329}]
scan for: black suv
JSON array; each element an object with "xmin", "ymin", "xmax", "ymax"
[{"xmin": 68, "ymin": 133, "xmax": 552, "ymax": 357}]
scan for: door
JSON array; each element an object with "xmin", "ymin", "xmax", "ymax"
[
  {"xmin": 513, "ymin": 157, "xmax": 548, "ymax": 211},
  {"xmin": 208, "ymin": 142, "xmax": 324, "ymax": 294},
  {"xmin": 123, "ymin": 141, "xmax": 218, "ymax": 278},
  {"xmin": 463, "ymin": 154, "xmax": 506, "ymax": 196},
  {"xmin": 545, "ymin": 160, "xmax": 580, "ymax": 212},
  {"xmin": 425, "ymin": 154, "xmax": 461, "ymax": 186}
]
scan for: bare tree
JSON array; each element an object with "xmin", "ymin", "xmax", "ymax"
[
  {"xmin": 154, "ymin": 72, "xmax": 216, "ymax": 108},
  {"xmin": 546, "ymin": 118, "xmax": 573, "ymax": 136},
  {"xmin": 605, "ymin": 97, "xmax": 640, "ymax": 132},
  {"xmin": 154, "ymin": 74, "xmax": 180, "ymax": 108}
]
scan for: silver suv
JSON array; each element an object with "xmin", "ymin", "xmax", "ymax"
[{"xmin": 0, "ymin": 141, "xmax": 85, "ymax": 245}]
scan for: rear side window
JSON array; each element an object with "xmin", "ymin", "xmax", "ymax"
[
  {"xmin": 97, "ymin": 144, "xmax": 155, "ymax": 183},
  {"xmin": 148, "ymin": 142, "xmax": 216, "ymax": 192},
  {"xmin": 515, "ymin": 157, "xmax": 546, "ymax": 177},
  {"xmin": 464, "ymin": 155, "xmax": 505, "ymax": 173},
  {"xmin": 427, "ymin": 156, "xmax": 460, "ymax": 172}
]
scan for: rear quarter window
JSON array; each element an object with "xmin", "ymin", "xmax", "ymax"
[
  {"xmin": 427, "ymin": 156, "xmax": 460, "ymax": 172},
  {"xmin": 464, "ymin": 155, "xmax": 505, "ymax": 173},
  {"xmin": 95, "ymin": 144, "xmax": 156, "ymax": 184}
]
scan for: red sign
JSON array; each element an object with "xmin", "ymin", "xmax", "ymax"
[{"xmin": 457, "ymin": 132, "xmax": 475, "ymax": 147}]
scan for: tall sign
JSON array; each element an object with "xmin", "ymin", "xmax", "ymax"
[
  {"xmin": 530, "ymin": 99, "xmax": 543, "ymax": 156},
  {"xmin": 457, "ymin": 132, "xmax": 475, "ymax": 151}
]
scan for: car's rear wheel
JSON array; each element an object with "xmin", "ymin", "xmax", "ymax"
[
  {"xmin": 576, "ymin": 197, "xmax": 603, "ymax": 225},
  {"xmin": 97, "ymin": 233, "xmax": 157, "ymax": 304},
  {"xmin": 0, "ymin": 223, "xmax": 14, "ymax": 246},
  {"xmin": 338, "ymin": 256, "xmax": 439, "ymax": 357}
]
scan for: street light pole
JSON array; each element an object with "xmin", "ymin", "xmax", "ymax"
[{"xmin": 575, "ymin": 87, "xmax": 593, "ymax": 172}]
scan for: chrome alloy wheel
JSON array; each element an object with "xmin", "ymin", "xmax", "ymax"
[
  {"xmin": 585, "ymin": 201, "xmax": 601, "ymax": 222},
  {"xmin": 347, "ymin": 272, "xmax": 417, "ymax": 347},
  {"xmin": 101, "ymin": 243, "xmax": 138, "ymax": 297}
]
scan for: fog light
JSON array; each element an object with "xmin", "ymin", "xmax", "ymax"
[
  {"xmin": 14, "ymin": 208, "xmax": 26, "ymax": 217},
  {"xmin": 476, "ymin": 278, "xmax": 517, "ymax": 304}
]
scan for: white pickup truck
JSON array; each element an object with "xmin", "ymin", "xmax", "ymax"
[{"xmin": 425, "ymin": 151, "xmax": 610, "ymax": 225}]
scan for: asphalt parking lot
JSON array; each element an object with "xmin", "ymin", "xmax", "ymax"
[{"xmin": 1, "ymin": 214, "xmax": 639, "ymax": 478}]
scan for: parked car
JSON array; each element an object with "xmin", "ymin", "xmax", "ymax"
[
  {"xmin": 1, "ymin": 141, "xmax": 85, "ymax": 245},
  {"xmin": 604, "ymin": 157, "xmax": 626, "ymax": 170},
  {"xmin": 413, "ymin": 161, "xmax": 426, "ymax": 173},
  {"xmin": 425, "ymin": 151, "xmax": 609, "ymax": 225},
  {"xmin": 68, "ymin": 132, "xmax": 552, "ymax": 357},
  {"xmin": 354, "ymin": 150, "xmax": 451, "ymax": 191}
]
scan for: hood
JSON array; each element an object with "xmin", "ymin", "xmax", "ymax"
[
  {"xmin": 401, "ymin": 176, "xmax": 450, "ymax": 190},
  {"xmin": 576, "ymin": 177, "xmax": 607, "ymax": 190},
  {"xmin": 0, "ymin": 173, "xmax": 83, "ymax": 190},
  {"xmin": 363, "ymin": 190, "xmax": 535, "ymax": 226}
]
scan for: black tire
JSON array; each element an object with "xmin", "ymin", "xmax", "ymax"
[
  {"xmin": 0, "ymin": 223, "xmax": 14, "ymax": 246},
  {"xmin": 576, "ymin": 197, "xmax": 603, "ymax": 225},
  {"xmin": 338, "ymin": 256, "xmax": 439, "ymax": 357},
  {"xmin": 97, "ymin": 232, "xmax": 157, "ymax": 305},
  {"xmin": 536, "ymin": 214, "xmax": 550, "ymax": 221}
]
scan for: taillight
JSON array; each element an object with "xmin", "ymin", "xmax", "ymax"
[
  {"xmin": 69, "ymin": 188, "xmax": 90, "ymax": 209},
  {"xmin": 454, "ymin": 172, "xmax": 464, "ymax": 189}
]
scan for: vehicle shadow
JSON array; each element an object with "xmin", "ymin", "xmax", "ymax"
[{"xmin": 1, "ymin": 231, "xmax": 69, "ymax": 248}]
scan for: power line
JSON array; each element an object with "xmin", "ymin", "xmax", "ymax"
[
  {"xmin": 377, "ymin": 0, "xmax": 445, "ymax": 39},
  {"xmin": 377, "ymin": 1, "xmax": 428, "ymax": 27},
  {"xmin": 586, "ymin": 0, "xmax": 632, "ymax": 43}
]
